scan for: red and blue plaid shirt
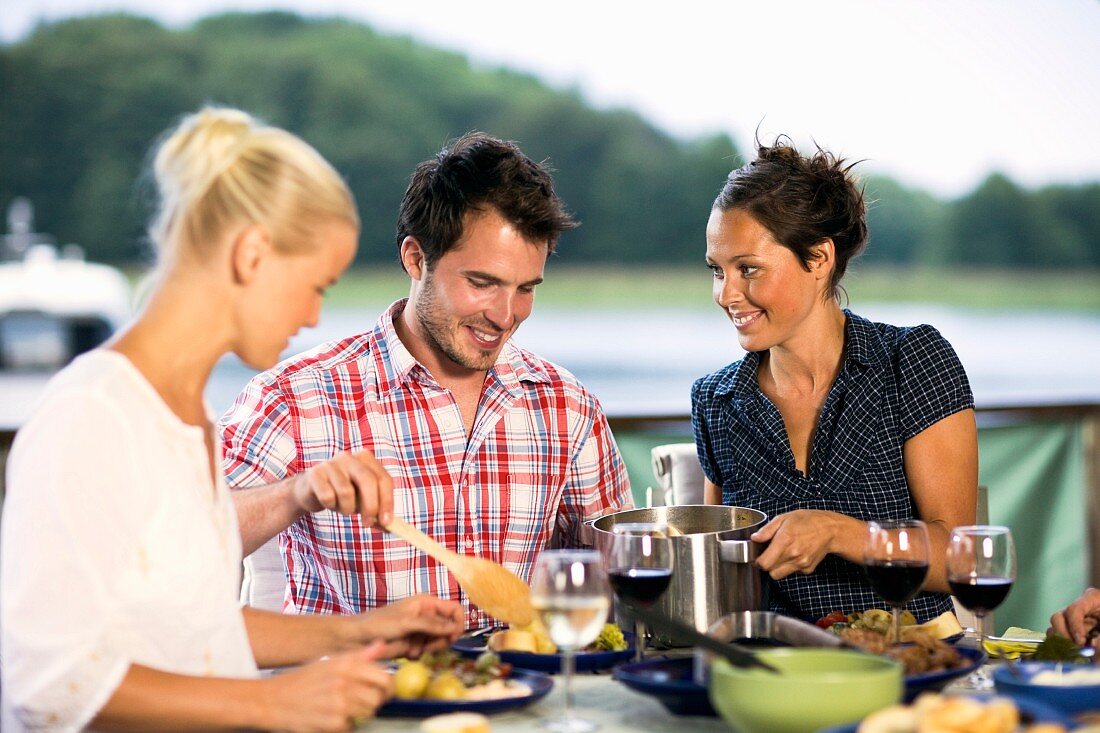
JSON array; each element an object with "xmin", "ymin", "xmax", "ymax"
[{"xmin": 221, "ymin": 300, "xmax": 632, "ymax": 629}]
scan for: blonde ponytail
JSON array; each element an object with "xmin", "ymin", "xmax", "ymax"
[{"xmin": 149, "ymin": 106, "xmax": 358, "ymax": 263}]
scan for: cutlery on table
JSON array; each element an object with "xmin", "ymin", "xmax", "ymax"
[{"xmin": 624, "ymin": 601, "xmax": 779, "ymax": 673}]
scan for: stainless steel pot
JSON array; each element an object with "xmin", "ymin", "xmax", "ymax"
[{"xmin": 587, "ymin": 505, "xmax": 768, "ymax": 646}]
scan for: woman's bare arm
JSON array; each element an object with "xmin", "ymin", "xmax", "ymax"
[
  {"xmin": 242, "ymin": 596, "xmax": 463, "ymax": 669},
  {"xmin": 92, "ymin": 644, "xmax": 391, "ymax": 732},
  {"xmin": 704, "ymin": 477, "xmax": 723, "ymax": 504},
  {"xmin": 902, "ymin": 408, "xmax": 979, "ymax": 593}
]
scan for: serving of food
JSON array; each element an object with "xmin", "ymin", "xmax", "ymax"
[
  {"xmin": 454, "ymin": 619, "xmax": 632, "ymax": 673},
  {"xmin": 817, "ymin": 608, "xmax": 964, "ymax": 642},
  {"xmin": 855, "ymin": 692, "xmax": 1071, "ymax": 733},
  {"xmin": 393, "ymin": 650, "xmax": 522, "ymax": 701},
  {"xmin": 993, "ymin": 658, "xmax": 1100, "ymax": 718},
  {"xmin": 486, "ymin": 618, "xmax": 627, "ymax": 655},
  {"xmin": 816, "ymin": 608, "xmax": 972, "ymax": 678},
  {"xmin": 381, "ymin": 650, "xmax": 553, "ymax": 717}
]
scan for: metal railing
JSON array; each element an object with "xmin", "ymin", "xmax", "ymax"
[{"xmin": 3, "ymin": 402, "xmax": 1098, "ymax": 587}]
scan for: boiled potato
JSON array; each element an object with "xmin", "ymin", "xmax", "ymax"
[
  {"xmin": 425, "ymin": 672, "xmax": 467, "ymax": 701},
  {"xmin": 864, "ymin": 608, "xmax": 892, "ymax": 626},
  {"xmin": 394, "ymin": 660, "xmax": 431, "ymax": 699}
]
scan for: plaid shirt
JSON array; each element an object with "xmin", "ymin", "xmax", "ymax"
[
  {"xmin": 692, "ymin": 311, "xmax": 973, "ymax": 623},
  {"xmin": 221, "ymin": 300, "xmax": 632, "ymax": 629}
]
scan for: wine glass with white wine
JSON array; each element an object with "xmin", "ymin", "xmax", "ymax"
[{"xmin": 530, "ymin": 550, "xmax": 611, "ymax": 733}]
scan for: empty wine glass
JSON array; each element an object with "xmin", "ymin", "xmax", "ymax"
[
  {"xmin": 864, "ymin": 519, "xmax": 931, "ymax": 644},
  {"xmin": 606, "ymin": 522, "xmax": 674, "ymax": 662},
  {"xmin": 947, "ymin": 525, "xmax": 1016, "ymax": 689},
  {"xmin": 530, "ymin": 549, "xmax": 610, "ymax": 733}
]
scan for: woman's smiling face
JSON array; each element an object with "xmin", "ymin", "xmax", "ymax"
[{"xmin": 705, "ymin": 207, "xmax": 831, "ymax": 353}]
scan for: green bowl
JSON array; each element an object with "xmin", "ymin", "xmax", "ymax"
[{"xmin": 708, "ymin": 648, "xmax": 903, "ymax": 733}]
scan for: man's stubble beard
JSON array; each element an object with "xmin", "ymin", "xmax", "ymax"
[{"xmin": 415, "ymin": 270, "xmax": 500, "ymax": 372}]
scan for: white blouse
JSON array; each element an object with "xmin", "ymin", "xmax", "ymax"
[{"xmin": 1, "ymin": 351, "xmax": 258, "ymax": 732}]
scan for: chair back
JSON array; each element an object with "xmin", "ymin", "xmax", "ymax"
[
  {"xmin": 240, "ymin": 537, "xmax": 286, "ymax": 611},
  {"xmin": 952, "ymin": 484, "xmax": 991, "ymax": 630},
  {"xmin": 650, "ymin": 443, "xmax": 705, "ymax": 505}
]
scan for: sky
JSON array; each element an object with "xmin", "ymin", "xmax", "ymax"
[{"xmin": 3, "ymin": 0, "xmax": 1099, "ymax": 197}]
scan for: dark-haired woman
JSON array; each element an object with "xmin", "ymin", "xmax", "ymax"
[{"xmin": 692, "ymin": 140, "xmax": 977, "ymax": 623}]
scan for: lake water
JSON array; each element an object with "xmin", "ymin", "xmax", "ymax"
[{"xmin": 2, "ymin": 303, "xmax": 1099, "ymax": 428}]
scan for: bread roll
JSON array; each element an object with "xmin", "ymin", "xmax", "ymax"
[
  {"xmin": 488, "ymin": 629, "xmax": 538, "ymax": 653},
  {"xmin": 488, "ymin": 617, "xmax": 557, "ymax": 653},
  {"xmin": 420, "ymin": 712, "xmax": 491, "ymax": 733},
  {"xmin": 856, "ymin": 704, "xmax": 917, "ymax": 733}
]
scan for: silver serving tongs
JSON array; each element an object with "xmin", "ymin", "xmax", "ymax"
[{"xmin": 625, "ymin": 601, "xmax": 780, "ymax": 673}]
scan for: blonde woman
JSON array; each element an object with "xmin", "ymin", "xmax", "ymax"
[{"xmin": 0, "ymin": 107, "xmax": 463, "ymax": 732}]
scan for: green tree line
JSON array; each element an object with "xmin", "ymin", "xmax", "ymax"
[{"xmin": 1, "ymin": 12, "xmax": 1098, "ymax": 269}]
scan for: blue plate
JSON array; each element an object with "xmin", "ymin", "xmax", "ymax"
[
  {"xmin": 612, "ymin": 656, "xmax": 716, "ymax": 717},
  {"xmin": 379, "ymin": 668, "xmax": 553, "ymax": 717},
  {"xmin": 994, "ymin": 661, "xmax": 1100, "ymax": 715},
  {"xmin": 452, "ymin": 631, "xmax": 635, "ymax": 673},
  {"xmin": 814, "ymin": 694, "xmax": 1075, "ymax": 733},
  {"xmin": 903, "ymin": 646, "xmax": 986, "ymax": 701}
]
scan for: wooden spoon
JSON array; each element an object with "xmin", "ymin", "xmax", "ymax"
[{"xmin": 384, "ymin": 517, "xmax": 535, "ymax": 627}]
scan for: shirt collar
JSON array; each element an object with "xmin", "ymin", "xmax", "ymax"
[
  {"xmin": 372, "ymin": 300, "xmax": 420, "ymax": 392},
  {"xmin": 715, "ymin": 350, "xmax": 761, "ymax": 400},
  {"xmin": 841, "ymin": 309, "xmax": 889, "ymax": 369},
  {"xmin": 372, "ymin": 299, "xmax": 552, "ymax": 396}
]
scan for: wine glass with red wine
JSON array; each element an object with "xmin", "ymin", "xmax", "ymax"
[
  {"xmin": 607, "ymin": 522, "xmax": 674, "ymax": 663},
  {"xmin": 864, "ymin": 519, "xmax": 931, "ymax": 644},
  {"xmin": 947, "ymin": 525, "xmax": 1016, "ymax": 687}
]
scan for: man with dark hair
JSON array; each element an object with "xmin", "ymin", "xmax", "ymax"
[
  {"xmin": 396, "ymin": 132, "xmax": 576, "ymax": 269},
  {"xmin": 220, "ymin": 132, "xmax": 632, "ymax": 629}
]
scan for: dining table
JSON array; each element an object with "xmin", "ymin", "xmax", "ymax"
[
  {"xmin": 358, "ymin": 665, "xmax": 729, "ymax": 732},
  {"xmin": 354, "ymin": 641, "xmax": 1014, "ymax": 732}
]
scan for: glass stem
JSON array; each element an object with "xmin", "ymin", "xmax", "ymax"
[
  {"xmin": 892, "ymin": 605, "xmax": 901, "ymax": 644},
  {"xmin": 635, "ymin": 619, "xmax": 647, "ymax": 663},
  {"xmin": 563, "ymin": 648, "xmax": 576, "ymax": 720},
  {"xmin": 976, "ymin": 612, "xmax": 985, "ymax": 652}
]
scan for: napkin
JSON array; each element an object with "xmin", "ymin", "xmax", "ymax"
[{"xmin": 982, "ymin": 626, "xmax": 1045, "ymax": 658}]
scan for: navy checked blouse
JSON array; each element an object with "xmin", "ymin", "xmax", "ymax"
[{"xmin": 691, "ymin": 310, "xmax": 973, "ymax": 623}]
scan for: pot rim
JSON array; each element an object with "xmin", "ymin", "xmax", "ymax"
[{"xmin": 587, "ymin": 504, "xmax": 768, "ymax": 537}]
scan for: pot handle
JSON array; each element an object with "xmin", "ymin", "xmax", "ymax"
[
  {"xmin": 578, "ymin": 516, "xmax": 599, "ymax": 548},
  {"xmin": 717, "ymin": 538, "xmax": 764, "ymax": 564}
]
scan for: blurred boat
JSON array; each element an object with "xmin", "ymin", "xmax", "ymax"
[{"xmin": 0, "ymin": 197, "xmax": 130, "ymax": 371}]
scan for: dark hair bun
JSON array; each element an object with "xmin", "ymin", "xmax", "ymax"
[{"xmin": 717, "ymin": 136, "xmax": 867, "ymax": 299}]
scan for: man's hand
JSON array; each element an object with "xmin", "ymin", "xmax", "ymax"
[
  {"xmin": 1050, "ymin": 587, "xmax": 1100, "ymax": 648},
  {"xmin": 345, "ymin": 595, "xmax": 465, "ymax": 659},
  {"xmin": 292, "ymin": 450, "xmax": 394, "ymax": 527}
]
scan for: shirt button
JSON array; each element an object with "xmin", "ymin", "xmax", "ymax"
[{"xmin": 465, "ymin": 535, "xmax": 474, "ymax": 549}]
